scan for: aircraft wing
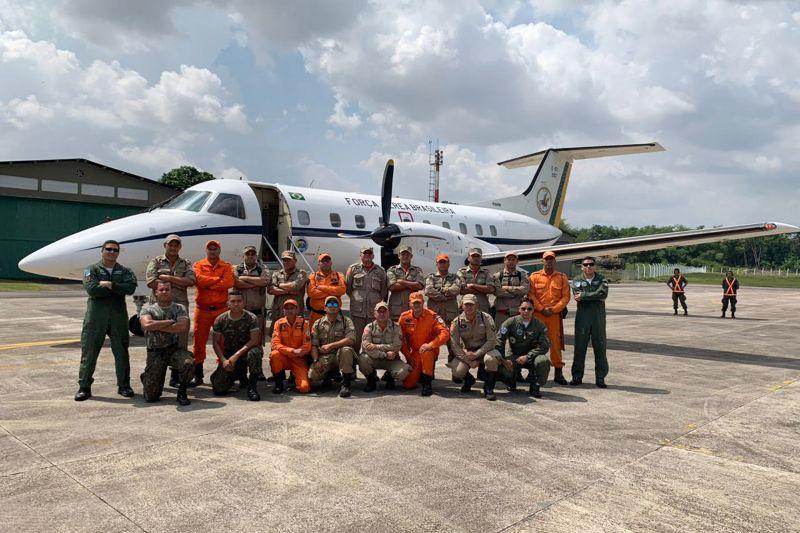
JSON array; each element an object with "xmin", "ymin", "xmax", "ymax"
[{"xmin": 481, "ymin": 222, "xmax": 799, "ymax": 267}]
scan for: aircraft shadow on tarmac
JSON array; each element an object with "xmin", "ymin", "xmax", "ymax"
[{"xmin": 607, "ymin": 309, "xmax": 765, "ymax": 321}]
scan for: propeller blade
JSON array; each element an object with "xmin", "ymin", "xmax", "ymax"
[
  {"xmin": 380, "ymin": 159, "xmax": 394, "ymax": 226},
  {"xmin": 336, "ymin": 232, "xmax": 369, "ymax": 239}
]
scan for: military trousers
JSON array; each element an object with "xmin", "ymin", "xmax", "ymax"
[
  {"xmin": 497, "ymin": 353, "xmax": 550, "ymax": 387},
  {"xmin": 451, "ymin": 349, "xmax": 500, "ymax": 379},
  {"xmin": 308, "ymin": 347, "xmax": 356, "ymax": 384},
  {"xmin": 358, "ymin": 350, "xmax": 410, "ymax": 382},
  {"xmin": 210, "ymin": 347, "xmax": 264, "ymax": 394},
  {"xmin": 174, "ymin": 299, "xmax": 191, "ymax": 350},
  {"xmin": 140, "ymin": 345, "xmax": 193, "ymax": 401},
  {"xmin": 571, "ymin": 305, "xmax": 608, "ymax": 381},
  {"xmin": 672, "ymin": 292, "xmax": 687, "ymax": 311},
  {"xmin": 78, "ymin": 316, "xmax": 131, "ymax": 388},
  {"xmin": 722, "ymin": 296, "xmax": 737, "ymax": 314}
]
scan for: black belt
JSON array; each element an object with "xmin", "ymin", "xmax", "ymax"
[{"xmin": 247, "ymin": 309, "xmax": 263, "ymax": 316}]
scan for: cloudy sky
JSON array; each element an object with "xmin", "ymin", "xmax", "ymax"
[{"xmin": 1, "ymin": 0, "xmax": 798, "ymax": 227}]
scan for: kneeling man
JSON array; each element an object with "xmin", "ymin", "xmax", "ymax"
[
  {"xmin": 496, "ymin": 298, "xmax": 551, "ymax": 398},
  {"xmin": 309, "ymin": 296, "xmax": 357, "ymax": 398},
  {"xmin": 359, "ymin": 301, "xmax": 409, "ymax": 392},
  {"xmin": 270, "ymin": 299, "xmax": 312, "ymax": 394},
  {"xmin": 450, "ymin": 294, "xmax": 501, "ymax": 401}
]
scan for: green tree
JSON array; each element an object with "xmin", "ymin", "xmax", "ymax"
[{"xmin": 160, "ymin": 166, "xmax": 215, "ymax": 191}]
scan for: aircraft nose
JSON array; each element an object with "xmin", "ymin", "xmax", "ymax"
[{"xmin": 18, "ymin": 245, "xmax": 70, "ymax": 278}]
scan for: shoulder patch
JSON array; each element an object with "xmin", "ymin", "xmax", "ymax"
[
  {"xmin": 83, "ymin": 269, "xmax": 91, "ymax": 277},
  {"xmin": 499, "ymin": 327, "xmax": 508, "ymax": 335},
  {"xmin": 436, "ymin": 316, "xmax": 446, "ymax": 325}
]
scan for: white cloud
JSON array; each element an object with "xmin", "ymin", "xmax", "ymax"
[
  {"xmin": 0, "ymin": 95, "xmax": 54, "ymax": 128},
  {"xmin": 327, "ymin": 91, "xmax": 361, "ymax": 130}
]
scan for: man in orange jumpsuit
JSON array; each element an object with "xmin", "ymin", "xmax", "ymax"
[
  {"xmin": 399, "ymin": 292, "xmax": 450, "ymax": 396},
  {"xmin": 306, "ymin": 252, "xmax": 346, "ymax": 325},
  {"xmin": 269, "ymin": 299, "xmax": 312, "ymax": 394},
  {"xmin": 191, "ymin": 240, "xmax": 235, "ymax": 386},
  {"xmin": 528, "ymin": 250, "xmax": 571, "ymax": 385}
]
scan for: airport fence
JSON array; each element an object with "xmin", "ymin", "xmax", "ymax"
[{"xmin": 632, "ymin": 263, "xmax": 800, "ymax": 279}]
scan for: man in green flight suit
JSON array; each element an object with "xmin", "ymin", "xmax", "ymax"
[
  {"xmin": 75, "ymin": 239, "xmax": 138, "ymax": 401},
  {"xmin": 570, "ymin": 256, "xmax": 609, "ymax": 388},
  {"xmin": 496, "ymin": 298, "xmax": 551, "ymax": 398}
]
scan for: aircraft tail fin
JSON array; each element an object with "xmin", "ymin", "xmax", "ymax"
[{"xmin": 469, "ymin": 142, "xmax": 665, "ymax": 226}]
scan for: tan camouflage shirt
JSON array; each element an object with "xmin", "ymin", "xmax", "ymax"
[
  {"xmin": 346, "ymin": 262, "xmax": 388, "ymax": 318},
  {"xmin": 235, "ymin": 261, "xmax": 270, "ymax": 311},
  {"xmin": 361, "ymin": 320, "xmax": 403, "ymax": 356},
  {"xmin": 386, "ymin": 264, "xmax": 425, "ymax": 319},
  {"xmin": 311, "ymin": 313, "xmax": 356, "ymax": 346},
  {"xmin": 145, "ymin": 255, "xmax": 195, "ymax": 304},
  {"xmin": 212, "ymin": 310, "xmax": 259, "ymax": 356},
  {"xmin": 491, "ymin": 268, "xmax": 531, "ymax": 313},
  {"xmin": 140, "ymin": 302, "xmax": 188, "ymax": 350},
  {"xmin": 270, "ymin": 269, "xmax": 308, "ymax": 313},
  {"xmin": 456, "ymin": 266, "xmax": 493, "ymax": 313},
  {"xmin": 450, "ymin": 311, "xmax": 497, "ymax": 361},
  {"xmin": 424, "ymin": 272, "xmax": 462, "ymax": 322}
]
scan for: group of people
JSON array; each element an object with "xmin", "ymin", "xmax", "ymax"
[
  {"xmin": 667, "ymin": 268, "xmax": 741, "ymax": 317},
  {"xmin": 74, "ymin": 235, "xmax": 611, "ymax": 405}
]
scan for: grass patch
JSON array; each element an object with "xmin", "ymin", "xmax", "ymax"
[
  {"xmin": 0, "ymin": 280, "xmax": 53, "ymax": 292},
  {"xmin": 644, "ymin": 272, "xmax": 800, "ymax": 289}
]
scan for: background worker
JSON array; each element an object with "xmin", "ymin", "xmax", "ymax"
[
  {"xmin": 399, "ymin": 292, "xmax": 450, "ymax": 396},
  {"xmin": 138, "ymin": 280, "xmax": 193, "ymax": 406},
  {"xmin": 346, "ymin": 246, "xmax": 388, "ymax": 353},
  {"xmin": 528, "ymin": 250, "xmax": 570, "ymax": 385},
  {"xmin": 570, "ymin": 256, "xmax": 609, "ymax": 388},
  {"xmin": 667, "ymin": 268, "xmax": 688, "ymax": 316},
  {"xmin": 359, "ymin": 302, "xmax": 408, "ymax": 392},
  {"xmin": 721, "ymin": 271, "xmax": 739, "ymax": 318},
  {"xmin": 268, "ymin": 250, "xmax": 308, "ymax": 335},
  {"xmin": 307, "ymin": 252, "xmax": 346, "ymax": 325},
  {"xmin": 450, "ymin": 294, "xmax": 501, "ymax": 401},
  {"xmin": 424, "ymin": 253, "xmax": 462, "ymax": 369},
  {"xmin": 234, "ymin": 245, "xmax": 271, "ymax": 346},
  {"xmin": 386, "ymin": 245, "xmax": 425, "ymax": 321},
  {"xmin": 191, "ymin": 240, "xmax": 235, "ymax": 386},
  {"xmin": 269, "ymin": 299, "xmax": 312, "ymax": 394},
  {"xmin": 75, "ymin": 240, "xmax": 137, "ymax": 401},
  {"xmin": 457, "ymin": 247, "xmax": 494, "ymax": 314},
  {"xmin": 496, "ymin": 298, "xmax": 551, "ymax": 398},
  {"xmin": 309, "ymin": 296, "xmax": 358, "ymax": 398}
]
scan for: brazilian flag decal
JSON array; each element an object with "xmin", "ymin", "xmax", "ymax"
[{"xmin": 289, "ymin": 192, "xmax": 305, "ymax": 201}]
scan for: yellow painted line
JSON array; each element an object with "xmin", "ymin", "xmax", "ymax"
[{"xmin": 0, "ymin": 338, "xmax": 81, "ymax": 351}]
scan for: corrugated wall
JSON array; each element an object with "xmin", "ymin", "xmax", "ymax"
[{"xmin": 1, "ymin": 197, "xmax": 142, "ymax": 280}]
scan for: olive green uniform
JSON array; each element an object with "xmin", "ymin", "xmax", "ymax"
[
  {"xmin": 491, "ymin": 268, "xmax": 531, "ymax": 319},
  {"xmin": 456, "ymin": 266, "xmax": 493, "ymax": 314},
  {"xmin": 359, "ymin": 320, "xmax": 409, "ymax": 382},
  {"xmin": 309, "ymin": 313, "xmax": 357, "ymax": 384},
  {"xmin": 571, "ymin": 273, "xmax": 609, "ymax": 382},
  {"xmin": 386, "ymin": 264, "xmax": 425, "ymax": 321},
  {"xmin": 138, "ymin": 302, "xmax": 194, "ymax": 401},
  {"xmin": 269, "ymin": 269, "xmax": 308, "ymax": 334},
  {"xmin": 496, "ymin": 316, "xmax": 551, "ymax": 386},
  {"xmin": 346, "ymin": 263, "xmax": 389, "ymax": 351},
  {"xmin": 209, "ymin": 310, "xmax": 263, "ymax": 394},
  {"xmin": 450, "ymin": 311, "xmax": 500, "ymax": 379},
  {"xmin": 78, "ymin": 262, "xmax": 137, "ymax": 389},
  {"xmin": 145, "ymin": 255, "xmax": 195, "ymax": 349}
]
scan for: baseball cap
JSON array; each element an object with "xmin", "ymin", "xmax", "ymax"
[
  {"xmin": 281, "ymin": 250, "xmax": 296, "ymax": 260},
  {"xmin": 397, "ymin": 245, "xmax": 412, "ymax": 254},
  {"xmin": 436, "ymin": 253, "xmax": 450, "ymax": 262},
  {"xmin": 163, "ymin": 234, "xmax": 181, "ymax": 244},
  {"xmin": 468, "ymin": 247, "xmax": 483, "ymax": 256},
  {"xmin": 543, "ymin": 250, "xmax": 556, "ymax": 260},
  {"xmin": 324, "ymin": 295, "xmax": 340, "ymax": 306},
  {"xmin": 282, "ymin": 299, "xmax": 299, "ymax": 308},
  {"xmin": 360, "ymin": 246, "xmax": 374, "ymax": 253},
  {"xmin": 461, "ymin": 294, "xmax": 478, "ymax": 305},
  {"xmin": 243, "ymin": 245, "xmax": 257, "ymax": 253},
  {"xmin": 206, "ymin": 240, "xmax": 221, "ymax": 249},
  {"xmin": 374, "ymin": 301, "xmax": 389, "ymax": 311},
  {"xmin": 409, "ymin": 292, "xmax": 424, "ymax": 303},
  {"xmin": 504, "ymin": 251, "xmax": 519, "ymax": 259},
  {"xmin": 318, "ymin": 252, "xmax": 331, "ymax": 261}
]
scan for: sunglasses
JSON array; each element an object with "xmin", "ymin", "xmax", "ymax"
[
  {"xmin": 582, "ymin": 263, "xmax": 595, "ymax": 267},
  {"xmin": 325, "ymin": 302, "xmax": 339, "ymax": 308},
  {"xmin": 319, "ymin": 257, "xmax": 331, "ymax": 262},
  {"xmin": 103, "ymin": 247, "xmax": 120, "ymax": 252},
  {"xmin": 519, "ymin": 306, "xmax": 534, "ymax": 311}
]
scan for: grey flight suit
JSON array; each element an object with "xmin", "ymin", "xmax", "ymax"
[
  {"xmin": 346, "ymin": 263, "xmax": 388, "ymax": 352},
  {"xmin": 138, "ymin": 302, "xmax": 194, "ymax": 401},
  {"xmin": 450, "ymin": 311, "xmax": 501, "ymax": 379},
  {"xmin": 571, "ymin": 273, "xmax": 609, "ymax": 382},
  {"xmin": 309, "ymin": 313, "xmax": 357, "ymax": 384},
  {"xmin": 386, "ymin": 264, "xmax": 425, "ymax": 321},
  {"xmin": 496, "ymin": 315, "xmax": 551, "ymax": 387},
  {"xmin": 145, "ymin": 255, "xmax": 195, "ymax": 349},
  {"xmin": 359, "ymin": 319, "xmax": 409, "ymax": 382}
]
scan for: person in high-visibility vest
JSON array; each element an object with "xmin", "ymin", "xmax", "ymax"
[
  {"xmin": 667, "ymin": 268, "xmax": 688, "ymax": 316},
  {"xmin": 721, "ymin": 271, "xmax": 739, "ymax": 319}
]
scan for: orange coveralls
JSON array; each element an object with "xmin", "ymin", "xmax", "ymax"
[
  {"xmin": 528, "ymin": 270, "xmax": 571, "ymax": 368},
  {"xmin": 399, "ymin": 308, "xmax": 450, "ymax": 389},
  {"xmin": 192, "ymin": 258, "xmax": 235, "ymax": 364},
  {"xmin": 307, "ymin": 270, "xmax": 346, "ymax": 325},
  {"xmin": 270, "ymin": 316, "xmax": 312, "ymax": 393}
]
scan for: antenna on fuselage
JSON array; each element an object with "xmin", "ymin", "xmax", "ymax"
[{"xmin": 428, "ymin": 139, "xmax": 443, "ymax": 203}]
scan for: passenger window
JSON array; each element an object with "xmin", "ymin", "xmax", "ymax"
[
  {"xmin": 330, "ymin": 213, "xmax": 342, "ymax": 228},
  {"xmin": 423, "ymin": 220, "xmax": 430, "ymax": 224},
  {"xmin": 298, "ymin": 210, "xmax": 310, "ymax": 225},
  {"xmin": 208, "ymin": 193, "xmax": 245, "ymax": 219},
  {"xmin": 475, "ymin": 224, "xmax": 483, "ymax": 236},
  {"xmin": 490, "ymin": 225, "xmax": 498, "ymax": 236},
  {"xmin": 355, "ymin": 215, "xmax": 366, "ymax": 228},
  {"xmin": 459, "ymin": 223, "xmax": 467, "ymax": 234},
  {"xmin": 442, "ymin": 221, "xmax": 450, "ymax": 229}
]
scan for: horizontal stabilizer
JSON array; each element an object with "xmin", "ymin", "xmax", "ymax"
[{"xmin": 497, "ymin": 142, "xmax": 665, "ymax": 170}]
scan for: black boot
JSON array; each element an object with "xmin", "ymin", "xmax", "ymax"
[
  {"xmin": 364, "ymin": 371, "xmax": 378, "ymax": 392},
  {"xmin": 731, "ymin": 311, "xmax": 736, "ymax": 319},
  {"xmin": 176, "ymin": 385, "xmax": 190, "ymax": 406},
  {"xmin": 720, "ymin": 311, "xmax": 726, "ymax": 318},
  {"xmin": 421, "ymin": 374, "xmax": 433, "ymax": 397},
  {"xmin": 384, "ymin": 373, "xmax": 396, "ymax": 390},
  {"xmin": 169, "ymin": 369, "xmax": 179, "ymax": 388},
  {"xmin": 596, "ymin": 378, "xmax": 607, "ymax": 388},
  {"xmin": 569, "ymin": 377, "xmax": 582, "ymax": 386},
  {"xmin": 188, "ymin": 363, "xmax": 203, "ymax": 387},
  {"xmin": 117, "ymin": 386, "xmax": 134, "ymax": 398},
  {"xmin": 247, "ymin": 375, "xmax": 261, "ymax": 401},
  {"xmin": 529, "ymin": 380, "xmax": 542, "ymax": 398},
  {"xmin": 554, "ymin": 368, "xmax": 568, "ymax": 385},
  {"xmin": 331, "ymin": 368, "xmax": 343, "ymax": 383},
  {"xmin": 339, "ymin": 373, "xmax": 353, "ymax": 398},
  {"xmin": 684, "ymin": 308, "xmax": 688, "ymax": 316},
  {"xmin": 74, "ymin": 387, "xmax": 91, "ymax": 401},
  {"xmin": 272, "ymin": 370, "xmax": 286, "ymax": 394},
  {"xmin": 477, "ymin": 364, "xmax": 486, "ymax": 381},
  {"xmin": 483, "ymin": 372, "xmax": 497, "ymax": 401},
  {"xmin": 673, "ymin": 309, "xmax": 678, "ymax": 315},
  {"xmin": 460, "ymin": 372, "xmax": 475, "ymax": 393}
]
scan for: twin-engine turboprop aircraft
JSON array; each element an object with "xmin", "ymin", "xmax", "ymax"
[{"xmin": 18, "ymin": 142, "xmax": 797, "ymax": 295}]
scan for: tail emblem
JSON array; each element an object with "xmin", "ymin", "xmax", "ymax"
[{"xmin": 537, "ymin": 187, "xmax": 552, "ymax": 215}]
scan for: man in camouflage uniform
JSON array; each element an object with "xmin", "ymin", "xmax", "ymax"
[
  {"xmin": 424, "ymin": 253, "xmax": 462, "ymax": 369},
  {"xmin": 139, "ymin": 280, "xmax": 193, "ymax": 405},
  {"xmin": 570, "ymin": 256, "xmax": 609, "ymax": 388},
  {"xmin": 450, "ymin": 294, "xmax": 501, "ymax": 401},
  {"xmin": 457, "ymin": 248, "xmax": 494, "ymax": 314},
  {"xmin": 496, "ymin": 298, "xmax": 551, "ymax": 398},
  {"xmin": 75, "ymin": 240, "xmax": 137, "ymax": 401},
  {"xmin": 346, "ymin": 246, "xmax": 388, "ymax": 353},
  {"xmin": 268, "ymin": 250, "xmax": 308, "ymax": 336},
  {"xmin": 210, "ymin": 289, "xmax": 264, "ymax": 401},
  {"xmin": 234, "ymin": 245, "xmax": 271, "ymax": 345},
  {"xmin": 359, "ymin": 301, "xmax": 408, "ymax": 392},
  {"xmin": 145, "ymin": 234, "xmax": 195, "ymax": 387},
  {"xmin": 491, "ymin": 251, "xmax": 531, "ymax": 323},
  {"xmin": 386, "ymin": 245, "xmax": 425, "ymax": 321},
  {"xmin": 310, "ymin": 295, "xmax": 357, "ymax": 398}
]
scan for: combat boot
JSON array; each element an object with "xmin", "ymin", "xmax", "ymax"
[
  {"xmin": 74, "ymin": 387, "xmax": 92, "ymax": 401},
  {"xmin": 731, "ymin": 312, "xmax": 736, "ymax": 319},
  {"xmin": 176, "ymin": 385, "xmax": 190, "ymax": 406},
  {"xmin": 339, "ymin": 373, "xmax": 353, "ymax": 398},
  {"xmin": 684, "ymin": 309, "xmax": 688, "ymax": 316},
  {"xmin": 189, "ymin": 363, "xmax": 203, "ymax": 387},
  {"xmin": 169, "ymin": 369, "xmax": 179, "ymax": 388},
  {"xmin": 272, "ymin": 370, "xmax": 286, "ymax": 394},
  {"xmin": 529, "ymin": 380, "xmax": 542, "ymax": 398},
  {"xmin": 460, "ymin": 372, "xmax": 475, "ymax": 393},
  {"xmin": 569, "ymin": 377, "xmax": 582, "ymax": 386},
  {"xmin": 673, "ymin": 309, "xmax": 678, "ymax": 315},
  {"xmin": 421, "ymin": 374, "xmax": 433, "ymax": 397},
  {"xmin": 247, "ymin": 375, "xmax": 261, "ymax": 401},
  {"xmin": 483, "ymin": 372, "xmax": 497, "ymax": 401},
  {"xmin": 117, "ymin": 386, "xmax": 134, "ymax": 398},
  {"xmin": 384, "ymin": 373, "xmax": 396, "ymax": 390},
  {"xmin": 554, "ymin": 368, "xmax": 568, "ymax": 385},
  {"xmin": 596, "ymin": 378, "xmax": 607, "ymax": 388},
  {"xmin": 720, "ymin": 312, "xmax": 726, "ymax": 318},
  {"xmin": 364, "ymin": 371, "xmax": 378, "ymax": 393}
]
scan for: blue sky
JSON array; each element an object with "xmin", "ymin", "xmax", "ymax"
[{"xmin": 1, "ymin": 0, "xmax": 798, "ymax": 228}]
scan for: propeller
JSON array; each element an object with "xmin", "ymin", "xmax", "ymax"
[{"xmin": 338, "ymin": 159, "xmax": 403, "ymax": 247}]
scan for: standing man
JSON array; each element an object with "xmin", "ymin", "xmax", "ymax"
[
  {"xmin": 145, "ymin": 234, "xmax": 195, "ymax": 350},
  {"xmin": 269, "ymin": 299, "xmax": 312, "ymax": 394},
  {"xmin": 346, "ymin": 246, "xmax": 388, "ymax": 353},
  {"xmin": 309, "ymin": 296, "xmax": 357, "ymax": 398},
  {"xmin": 234, "ymin": 245, "xmax": 271, "ymax": 345},
  {"xmin": 424, "ymin": 254, "xmax": 462, "ymax": 367},
  {"xmin": 496, "ymin": 298, "xmax": 551, "ymax": 398},
  {"xmin": 457, "ymin": 248, "xmax": 494, "ymax": 315},
  {"xmin": 570, "ymin": 256, "xmax": 609, "ymax": 388},
  {"xmin": 307, "ymin": 252, "xmax": 346, "ymax": 325},
  {"xmin": 386, "ymin": 245, "xmax": 425, "ymax": 321},
  {"xmin": 491, "ymin": 251, "xmax": 531, "ymax": 323},
  {"xmin": 667, "ymin": 268, "xmax": 688, "ymax": 316},
  {"xmin": 359, "ymin": 302, "xmax": 409, "ymax": 392},
  {"xmin": 268, "ymin": 251, "xmax": 308, "ymax": 335},
  {"xmin": 192, "ymin": 240, "xmax": 235, "ymax": 386},
  {"xmin": 528, "ymin": 251, "xmax": 571, "ymax": 385},
  {"xmin": 138, "ymin": 280, "xmax": 193, "ymax": 405},
  {"xmin": 399, "ymin": 292, "xmax": 451, "ymax": 396},
  {"xmin": 209, "ymin": 289, "xmax": 263, "ymax": 401},
  {"xmin": 450, "ymin": 294, "xmax": 501, "ymax": 401},
  {"xmin": 721, "ymin": 271, "xmax": 739, "ymax": 318},
  {"xmin": 75, "ymin": 240, "xmax": 137, "ymax": 401}
]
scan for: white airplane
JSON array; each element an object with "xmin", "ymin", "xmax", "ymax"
[{"xmin": 18, "ymin": 142, "xmax": 797, "ymax": 296}]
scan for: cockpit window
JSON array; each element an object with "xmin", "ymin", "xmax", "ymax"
[
  {"xmin": 162, "ymin": 190, "xmax": 211, "ymax": 212},
  {"xmin": 208, "ymin": 193, "xmax": 246, "ymax": 219}
]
